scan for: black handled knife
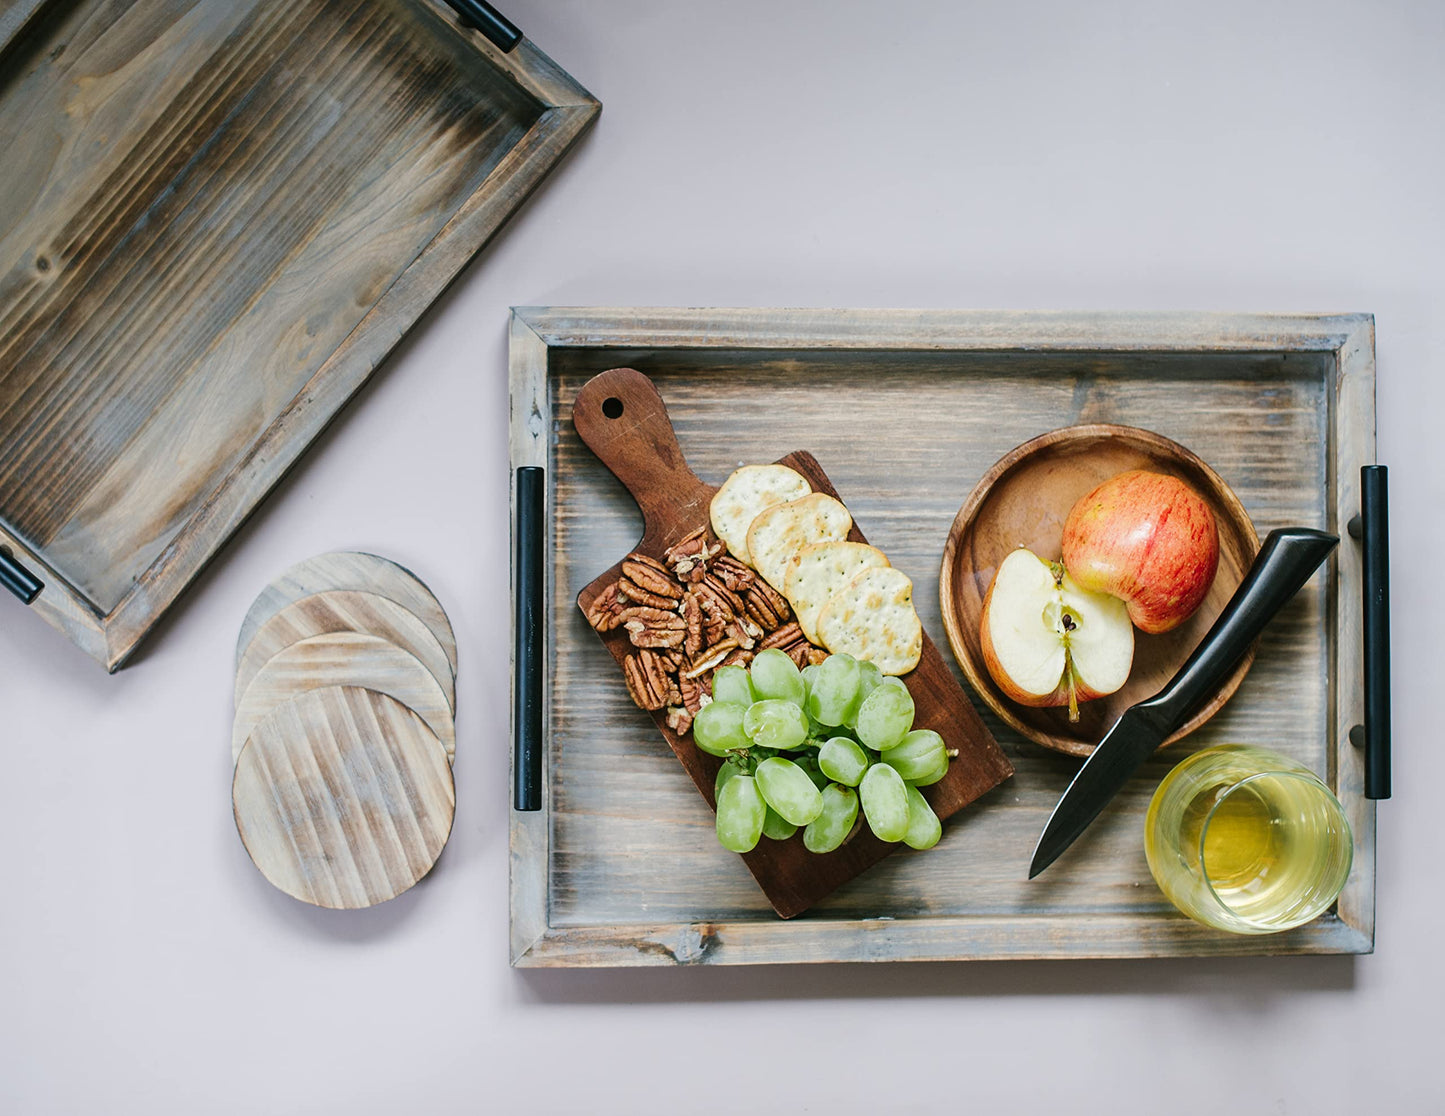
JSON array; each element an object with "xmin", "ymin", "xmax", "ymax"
[{"xmin": 1028, "ymin": 526, "xmax": 1339, "ymax": 879}]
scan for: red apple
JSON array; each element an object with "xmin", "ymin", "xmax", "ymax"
[
  {"xmin": 979, "ymin": 548, "xmax": 1135, "ymax": 722},
  {"xmin": 1061, "ymin": 469, "xmax": 1219, "ymax": 634}
]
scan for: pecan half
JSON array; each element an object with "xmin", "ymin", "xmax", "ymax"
[
  {"xmin": 747, "ymin": 577, "xmax": 791, "ymax": 624},
  {"xmin": 679, "ymin": 673, "xmax": 711, "ymax": 715},
  {"xmin": 759, "ymin": 622, "xmax": 806, "ymax": 651},
  {"xmin": 682, "ymin": 639, "xmax": 740, "ymax": 680},
  {"xmin": 622, "ymin": 555, "xmax": 684, "ymax": 601},
  {"xmin": 711, "ymin": 555, "xmax": 756, "ymax": 593},
  {"xmin": 585, "ymin": 583, "xmax": 626, "ymax": 632},
  {"xmin": 623, "ymin": 648, "xmax": 674, "ymax": 711},
  {"xmin": 621, "ymin": 606, "xmax": 686, "ymax": 649},
  {"xmin": 682, "ymin": 590, "xmax": 706, "ymax": 657},
  {"xmin": 702, "ymin": 573, "xmax": 746, "ymax": 616},
  {"xmin": 742, "ymin": 585, "xmax": 784, "ymax": 630}
]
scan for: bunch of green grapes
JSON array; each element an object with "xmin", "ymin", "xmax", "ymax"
[{"xmin": 693, "ymin": 648, "xmax": 954, "ymax": 855}]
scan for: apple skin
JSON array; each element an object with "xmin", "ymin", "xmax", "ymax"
[
  {"xmin": 979, "ymin": 561, "xmax": 1121, "ymax": 710},
  {"xmin": 1061, "ymin": 469, "xmax": 1219, "ymax": 634}
]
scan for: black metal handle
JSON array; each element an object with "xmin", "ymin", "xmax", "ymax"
[
  {"xmin": 0, "ymin": 544, "xmax": 43, "ymax": 605},
  {"xmin": 1147, "ymin": 528, "xmax": 1339, "ymax": 730},
  {"xmin": 1351, "ymin": 466, "xmax": 1391, "ymax": 799},
  {"xmin": 442, "ymin": 0, "xmax": 522, "ymax": 52},
  {"xmin": 514, "ymin": 467, "xmax": 545, "ymax": 811}
]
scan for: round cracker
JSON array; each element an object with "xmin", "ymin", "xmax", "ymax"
[
  {"xmin": 816, "ymin": 566, "xmax": 923, "ymax": 676},
  {"xmin": 784, "ymin": 541, "xmax": 891, "ymax": 644},
  {"xmin": 745, "ymin": 493, "xmax": 853, "ymax": 594},
  {"xmin": 709, "ymin": 465, "xmax": 810, "ymax": 566}
]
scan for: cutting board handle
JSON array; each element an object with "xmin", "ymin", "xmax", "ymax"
[{"xmin": 573, "ymin": 368, "xmax": 711, "ymax": 545}]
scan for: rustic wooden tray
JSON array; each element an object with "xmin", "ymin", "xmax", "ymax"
[
  {"xmin": 508, "ymin": 308, "xmax": 1377, "ymax": 967},
  {"xmin": 0, "ymin": 0, "xmax": 597, "ymax": 669}
]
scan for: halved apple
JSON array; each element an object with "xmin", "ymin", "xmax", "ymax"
[{"xmin": 979, "ymin": 548, "xmax": 1134, "ymax": 721}]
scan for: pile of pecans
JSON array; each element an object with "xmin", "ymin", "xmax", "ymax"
[{"xmin": 586, "ymin": 527, "xmax": 826, "ymax": 735}]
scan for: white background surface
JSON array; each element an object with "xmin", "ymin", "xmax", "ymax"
[{"xmin": 2, "ymin": 1, "xmax": 1441, "ymax": 1112}]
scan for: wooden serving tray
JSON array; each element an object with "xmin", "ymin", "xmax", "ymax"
[
  {"xmin": 0, "ymin": 0, "xmax": 597, "ymax": 670},
  {"xmin": 509, "ymin": 308, "xmax": 1377, "ymax": 967},
  {"xmin": 569, "ymin": 367, "xmax": 1013, "ymax": 919}
]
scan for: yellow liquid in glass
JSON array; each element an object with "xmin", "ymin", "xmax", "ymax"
[{"xmin": 1175, "ymin": 774, "xmax": 1347, "ymax": 930}]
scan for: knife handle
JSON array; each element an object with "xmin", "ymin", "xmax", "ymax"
[{"xmin": 1146, "ymin": 527, "xmax": 1338, "ymax": 731}]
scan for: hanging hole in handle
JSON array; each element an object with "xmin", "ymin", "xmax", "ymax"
[{"xmin": 602, "ymin": 397, "xmax": 624, "ymax": 419}]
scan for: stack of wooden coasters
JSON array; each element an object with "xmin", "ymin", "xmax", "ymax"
[{"xmin": 230, "ymin": 553, "xmax": 458, "ymax": 909}]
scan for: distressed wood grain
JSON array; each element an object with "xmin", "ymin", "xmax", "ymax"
[
  {"xmin": 509, "ymin": 309, "xmax": 1376, "ymax": 966},
  {"xmin": 236, "ymin": 552, "xmax": 457, "ymax": 681},
  {"xmin": 0, "ymin": 0, "xmax": 598, "ymax": 669},
  {"xmin": 233, "ymin": 685, "xmax": 454, "ymax": 909},
  {"xmin": 231, "ymin": 631, "xmax": 455, "ymax": 764},
  {"xmin": 235, "ymin": 589, "xmax": 454, "ymax": 713}
]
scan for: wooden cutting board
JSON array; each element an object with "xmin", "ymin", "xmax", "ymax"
[{"xmin": 572, "ymin": 367, "xmax": 1015, "ymax": 919}]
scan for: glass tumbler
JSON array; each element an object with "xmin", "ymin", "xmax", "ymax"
[{"xmin": 1144, "ymin": 744, "xmax": 1353, "ymax": 934}]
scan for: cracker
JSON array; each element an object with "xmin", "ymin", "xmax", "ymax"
[
  {"xmin": 783, "ymin": 541, "xmax": 890, "ymax": 644},
  {"xmin": 815, "ymin": 566, "xmax": 923, "ymax": 676},
  {"xmin": 709, "ymin": 465, "xmax": 811, "ymax": 567},
  {"xmin": 745, "ymin": 493, "xmax": 853, "ymax": 594}
]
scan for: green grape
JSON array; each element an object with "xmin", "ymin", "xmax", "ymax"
[
  {"xmin": 803, "ymin": 784, "xmax": 859, "ymax": 854},
  {"xmin": 806, "ymin": 653, "xmax": 863, "ymax": 727},
  {"xmin": 795, "ymin": 755, "xmax": 831, "ymax": 790},
  {"xmin": 714, "ymin": 760, "xmax": 740, "ymax": 798},
  {"xmin": 800, "ymin": 663, "xmax": 821, "ymax": 704},
  {"xmin": 902, "ymin": 783, "xmax": 942, "ymax": 850},
  {"xmin": 715, "ymin": 774, "xmax": 766, "ymax": 852},
  {"xmin": 742, "ymin": 699, "xmax": 809, "ymax": 750},
  {"xmin": 754, "ymin": 757, "xmax": 825, "ymax": 826},
  {"xmin": 761, "ymin": 808, "xmax": 798, "ymax": 841},
  {"xmin": 907, "ymin": 754, "xmax": 949, "ymax": 786},
  {"xmin": 856, "ymin": 660, "xmax": 884, "ymax": 702},
  {"xmin": 881, "ymin": 729, "xmax": 947, "ymax": 781},
  {"xmin": 712, "ymin": 664, "xmax": 754, "ymax": 707},
  {"xmin": 854, "ymin": 681, "xmax": 915, "ymax": 751},
  {"xmin": 750, "ymin": 648, "xmax": 806, "ymax": 706},
  {"xmin": 859, "ymin": 763, "xmax": 909, "ymax": 842},
  {"xmin": 817, "ymin": 736, "xmax": 870, "ymax": 787},
  {"xmin": 693, "ymin": 701, "xmax": 750, "ymax": 756}
]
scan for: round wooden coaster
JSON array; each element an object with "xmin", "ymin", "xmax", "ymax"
[
  {"xmin": 231, "ymin": 632, "xmax": 455, "ymax": 765},
  {"xmin": 236, "ymin": 552, "xmax": 457, "ymax": 680},
  {"xmin": 233, "ymin": 686, "xmax": 455, "ymax": 909},
  {"xmin": 234, "ymin": 590, "xmax": 455, "ymax": 713}
]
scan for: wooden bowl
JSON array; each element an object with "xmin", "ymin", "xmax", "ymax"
[{"xmin": 939, "ymin": 425, "xmax": 1260, "ymax": 757}]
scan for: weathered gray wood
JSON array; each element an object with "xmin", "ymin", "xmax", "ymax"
[
  {"xmin": 235, "ymin": 590, "xmax": 454, "ymax": 713},
  {"xmin": 0, "ymin": 0, "xmax": 598, "ymax": 671},
  {"xmin": 508, "ymin": 308, "xmax": 1376, "ymax": 967},
  {"xmin": 231, "ymin": 631, "xmax": 455, "ymax": 764},
  {"xmin": 0, "ymin": 0, "xmax": 47, "ymax": 59},
  {"xmin": 233, "ymin": 685, "xmax": 454, "ymax": 909},
  {"xmin": 236, "ymin": 552, "xmax": 457, "ymax": 681}
]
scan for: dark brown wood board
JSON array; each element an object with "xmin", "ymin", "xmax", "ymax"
[
  {"xmin": 0, "ymin": 0, "xmax": 597, "ymax": 669},
  {"xmin": 571, "ymin": 367, "xmax": 1014, "ymax": 919}
]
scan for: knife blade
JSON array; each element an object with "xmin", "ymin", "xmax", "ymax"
[{"xmin": 1028, "ymin": 526, "xmax": 1339, "ymax": 879}]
